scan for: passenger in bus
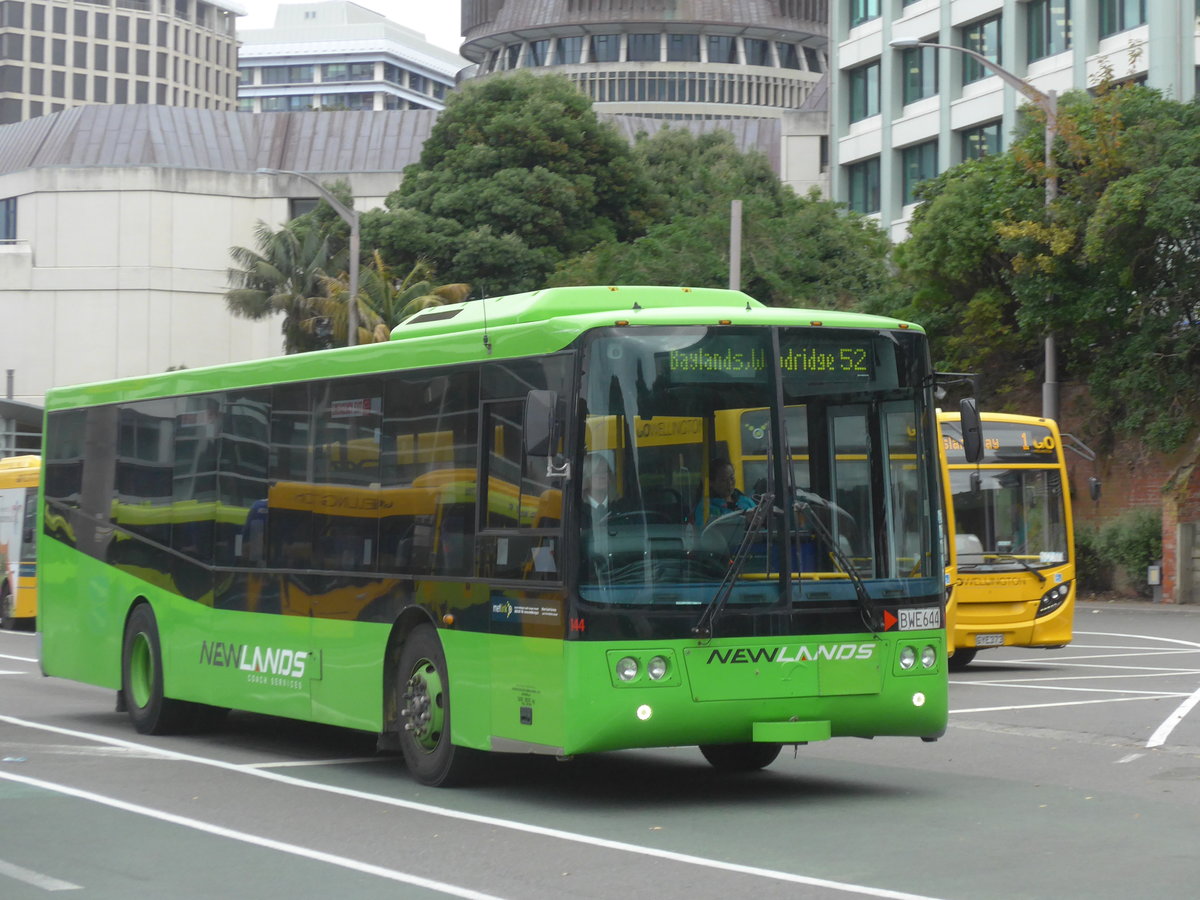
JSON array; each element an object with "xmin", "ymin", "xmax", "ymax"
[{"xmin": 696, "ymin": 458, "xmax": 755, "ymax": 524}]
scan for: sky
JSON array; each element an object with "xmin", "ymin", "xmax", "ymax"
[{"xmin": 238, "ymin": 0, "xmax": 463, "ymax": 54}]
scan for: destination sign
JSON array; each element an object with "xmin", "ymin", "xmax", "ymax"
[
  {"xmin": 666, "ymin": 334, "xmax": 875, "ymax": 385},
  {"xmin": 941, "ymin": 420, "xmax": 1058, "ymax": 464}
]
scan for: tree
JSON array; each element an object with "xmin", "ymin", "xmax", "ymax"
[
  {"xmin": 886, "ymin": 84, "xmax": 1200, "ymax": 449},
  {"xmin": 550, "ymin": 128, "xmax": 891, "ymax": 309},
  {"xmin": 225, "ymin": 220, "xmax": 344, "ymax": 354},
  {"xmin": 362, "ymin": 72, "xmax": 657, "ymax": 297}
]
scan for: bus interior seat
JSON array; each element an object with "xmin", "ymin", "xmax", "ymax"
[{"xmin": 956, "ymin": 533, "xmax": 985, "ymax": 564}]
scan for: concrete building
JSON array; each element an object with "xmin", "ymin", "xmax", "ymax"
[
  {"xmin": 236, "ymin": 1, "xmax": 465, "ymax": 114},
  {"xmin": 0, "ymin": 105, "xmax": 435, "ymax": 406},
  {"xmin": 0, "ymin": 0, "xmax": 242, "ymax": 125},
  {"xmin": 831, "ymin": 0, "xmax": 1199, "ymax": 241}
]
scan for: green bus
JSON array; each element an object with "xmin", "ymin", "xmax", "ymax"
[{"xmin": 39, "ymin": 285, "xmax": 949, "ymax": 786}]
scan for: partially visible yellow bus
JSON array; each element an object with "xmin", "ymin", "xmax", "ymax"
[
  {"xmin": 1, "ymin": 455, "xmax": 40, "ymax": 629},
  {"xmin": 937, "ymin": 412, "xmax": 1075, "ymax": 668}
]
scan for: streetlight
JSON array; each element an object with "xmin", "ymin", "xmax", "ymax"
[
  {"xmin": 890, "ymin": 38, "xmax": 1059, "ymax": 421},
  {"xmin": 257, "ymin": 167, "xmax": 360, "ymax": 347}
]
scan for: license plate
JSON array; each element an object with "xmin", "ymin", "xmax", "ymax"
[
  {"xmin": 975, "ymin": 633, "xmax": 1005, "ymax": 647},
  {"xmin": 898, "ymin": 607, "xmax": 941, "ymax": 630}
]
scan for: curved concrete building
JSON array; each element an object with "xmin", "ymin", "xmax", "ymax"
[{"xmin": 459, "ymin": 0, "xmax": 828, "ymax": 120}]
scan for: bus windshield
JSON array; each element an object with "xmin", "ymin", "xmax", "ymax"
[
  {"xmin": 578, "ymin": 326, "xmax": 938, "ymax": 609},
  {"xmin": 949, "ymin": 468, "xmax": 1068, "ymax": 571}
]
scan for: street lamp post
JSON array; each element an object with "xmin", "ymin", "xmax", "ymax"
[
  {"xmin": 257, "ymin": 167, "xmax": 360, "ymax": 347},
  {"xmin": 890, "ymin": 38, "xmax": 1059, "ymax": 421}
]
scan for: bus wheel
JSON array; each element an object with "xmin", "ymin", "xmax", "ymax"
[
  {"xmin": 397, "ymin": 624, "xmax": 481, "ymax": 787},
  {"xmin": 948, "ymin": 648, "xmax": 977, "ymax": 671},
  {"xmin": 121, "ymin": 604, "xmax": 189, "ymax": 735},
  {"xmin": 699, "ymin": 742, "xmax": 782, "ymax": 771}
]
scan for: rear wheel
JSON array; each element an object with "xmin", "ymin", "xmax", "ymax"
[
  {"xmin": 948, "ymin": 647, "xmax": 977, "ymax": 671},
  {"xmin": 699, "ymin": 742, "xmax": 782, "ymax": 771},
  {"xmin": 121, "ymin": 604, "xmax": 191, "ymax": 734},
  {"xmin": 397, "ymin": 624, "xmax": 482, "ymax": 787}
]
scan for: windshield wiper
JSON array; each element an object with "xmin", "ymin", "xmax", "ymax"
[
  {"xmin": 692, "ymin": 493, "xmax": 774, "ymax": 640},
  {"xmin": 794, "ymin": 492, "xmax": 879, "ymax": 633},
  {"xmin": 990, "ymin": 553, "xmax": 1047, "ymax": 583}
]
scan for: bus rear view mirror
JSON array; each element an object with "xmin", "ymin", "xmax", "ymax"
[
  {"xmin": 959, "ymin": 398, "xmax": 984, "ymax": 464},
  {"xmin": 523, "ymin": 390, "xmax": 558, "ymax": 458}
]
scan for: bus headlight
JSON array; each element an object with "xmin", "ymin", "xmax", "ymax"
[
  {"xmin": 616, "ymin": 657, "xmax": 639, "ymax": 682},
  {"xmin": 647, "ymin": 656, "xmax": 669, "ymax": 681},
  {"xmin": 1037, "ymin": 582, "xmax": 1070, "ymax": 617},
  {"xmin": 920, "ymin": 646, "xmax": 937, "ymax": 669},
  {"xmin": 899, "ymin": 646, "xmax": 917, "ymax": 670}
]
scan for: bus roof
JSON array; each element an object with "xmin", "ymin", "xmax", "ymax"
[{"xmin": 45, "ymin": 285, "xmax": 924, "ymax": 410}]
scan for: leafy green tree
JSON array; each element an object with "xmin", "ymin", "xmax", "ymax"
[
  {"xmin": 887, "ymin": 84, "xmax": 1200, "ymax": 449},
  {"xmin": 551, "ymin": 128, "xmax": 890, "ymax": 308},
  {"xmin": 225, "ymin": 220, "xmax": 344, "ymax": 354},
  {"xmin": 362, "ymin": 72, "xmax": 656, "ymax": 297}
]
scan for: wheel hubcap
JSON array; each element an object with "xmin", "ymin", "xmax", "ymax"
[{"xmin": 400, "ymin": 659, "xmax": 444, "ymax": 751}]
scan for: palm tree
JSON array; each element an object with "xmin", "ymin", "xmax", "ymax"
[
  {"xmin": 225, "ymin": 220, "xmax": 344, "ymax": 353},
  {"xmin": 348, "ymin": 253, "xmax": 470, "ymax": 343}
]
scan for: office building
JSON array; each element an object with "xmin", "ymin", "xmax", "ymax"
[
  {"xmin": 833, "ymin": 0, "xmax": 1199, "ymax": 241},
  {"xmin": 0, "ymin": 0, "xmax": 241, "ymax": 125},
  {"xmin": 237, "ymin": 1, "xmax": 465, "ymax": 113}
]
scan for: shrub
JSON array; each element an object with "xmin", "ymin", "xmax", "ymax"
[{"xmin": 1077, "ymin": 508, "xmax": 1162, "ymax": 598}]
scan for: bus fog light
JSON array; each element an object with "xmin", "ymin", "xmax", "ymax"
[
  {"xmin": 616, "ymin": 657, "xmax": 639, "ymax": 682},
  {"xmin": 899, "ymin": 646, "xmax": 916, "ymax": 670},
  {"xmin": 647, "ymin": 656, "xmax": 668, "ymax": 680},
  {"xmin": 920, "ymin": 646, "xmax": 937, "ymax": 669},
  {"xmin": 636, "ymin": 704, "xmax": 653, "ymax": 720},
  {"xmin": 912, "ymin": 692, "xmax": 926, "ymax": 707}
]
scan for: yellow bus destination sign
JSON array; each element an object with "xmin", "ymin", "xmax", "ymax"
[{"xmin": 942, "ymin": 420, "xmax": 1057, "ymax": 464}]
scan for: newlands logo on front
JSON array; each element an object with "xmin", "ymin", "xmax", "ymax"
[
  {"xmin": 200, "ymin": 640, "xmax": 309, "ymax": 679},
  {"xmin": 705, "ymin": 643, "xmax": 875, "ymax": 664}
]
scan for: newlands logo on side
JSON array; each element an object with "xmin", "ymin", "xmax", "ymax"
[
  {"xmin": 200, "ymin": 641, "xmax": 309, "ymax": 678},
  {"xmin": 705, "ymin": 644, "xmax": 875, "ymax": 664}
]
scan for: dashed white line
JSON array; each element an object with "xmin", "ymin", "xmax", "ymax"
[{"xmin": 0, "ymin": 857, "xmax": 81, "ymax": 892}]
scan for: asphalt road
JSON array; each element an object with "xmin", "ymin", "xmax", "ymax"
[{"xmin": 2, "ymin": 599, "xmax": 1199, "ymax": 899}]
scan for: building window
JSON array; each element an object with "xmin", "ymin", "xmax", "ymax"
[
  {"xmin": 261, "ymin": 65, "xmax": 314, "ymax": 84},
  {"xmin": 901, "ymin": 44, "xmax": 937, "ymax": 104},
  {"xmin": 0, "ymin": 197, "xmax": 15, "ymax": 242},
  {"xmin": 848, "ymin": 60, "xmax": 880, "ymax": 122},
  {"xmin": 961, "ymin": 15, "xmax": 1001, "ymax": 85},
  {"xmin": 628, "ymin": 33, "xmax": 659, "ymax": 62},
  {"xmin": 667, "ymin": 34, "xmax": 699, "ymax": 62},
  {"xmin": 901, "ymin": 140, "xmax": 938, "ymax": 204},
  {"xmin": 555, "ymin": 36, "xmax": 582, "ymax": 65},
  {"xmin": 708, "ymin": 35, "xmax": 736, "ymax": 64},
  {"xmin": 744, "ymin": 38, "xmax": 770, "ymax": 66},
  {"xmin": 960, "ymin": 121, "xmax": 1002, "ymax": 160},
  {"xmin": 850, "ymin": 0, "xmax": 880, "ymax": 28},
  {"xmin": 803, "ymin": 47, "xmax": 823, "ymax": 73},
  {"xmin": 777, "ymin": 42, "xmax": 801, "ymax": 70},
  {"xmin": 590, "ymin": 34, "xmax": 620, "ymax": 63},
  {"xmin": 846, "ymin": 157, "xmax": 881, "ymax": 214},
  {"xmin": 527, "ymin": 39, "xmax": 550, "ymax": 66},
  {"xmin": 1028, "ymin": 1, "xmax": 1070, "ymax": 62},
  {"xmin": 1099, "ymin": 0, "xmax": 1145, "ymax": 38}
]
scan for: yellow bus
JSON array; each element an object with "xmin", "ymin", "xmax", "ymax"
[
  {"xmin": 937, "ymin": 412, "xmax": 1075, "ymax": 668},
  {"xmin": 1, "ymin": 455, "xmax": 40, "ymax": 629}
]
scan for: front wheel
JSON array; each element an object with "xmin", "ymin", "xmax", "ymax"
[
  {"xmin": 396, "ymin": 624, "xmax": 483, "ymax": 787},
  {"xmin": 121, "ymin": 604, "xmax": 191, "ymax": 734},
  {"xmin": 948, "ymin": 647, "xmax": 977, "ymax": 671},
  {"xmin": 699, "ymin": 742, "xmax": 782, "ymax": 771}
]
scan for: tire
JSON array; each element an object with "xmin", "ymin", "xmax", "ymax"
[
  {"xmin": 396, "ymin": 624, "xmax": 483, "ymax": 787},
  {"xmin": 948, "ymin": 647, "xmax": 977, "ymax": 671},
  {"xmin": 0, "ymin": 584, "xmax": 14, "ymax": 630},
  {"xmin": 121, "ymin": 604, "xmax": 191, "ymax": 734},
  {"xmin": 699, "ymin": 742, "xmax": 782, "ymax": 771}
]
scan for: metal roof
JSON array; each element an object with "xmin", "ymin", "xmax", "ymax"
[
  {"xmin": 0, "ymin": 106, "xmax": 440, "ymax": 177},
  {"xmin": 0, "ymin": 105, "xmax": 787, "ymax": 179}
]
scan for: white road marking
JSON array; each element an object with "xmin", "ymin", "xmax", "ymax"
[
  {"xmin": 0, "ymin": 770, "xmax": 503, "ymax": 900},
  {"xmin": 1146, "ymin": 683, "xmax": 1200, "ymax": 748},
  {"xmin": 1116, "ymin": 753, "xmax": 1144, "ymax": 764},
  {"xmin": 0, "ymin": 653, "xmax": 38, "ymax": 663},
  {"xmin": 246, "ymin": 757, "xmax": 391, "ymax": 768},
  {"xmin": 952, "ymin": 695, "xmax": 1179, "ymax": 715},
  {"xmin": 0, "ymin": 857, "xmax": 81, "ymax": 891},
  {"xmin": 0, "ymin": 715, "xmax": 949, "ymax": 900}
]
